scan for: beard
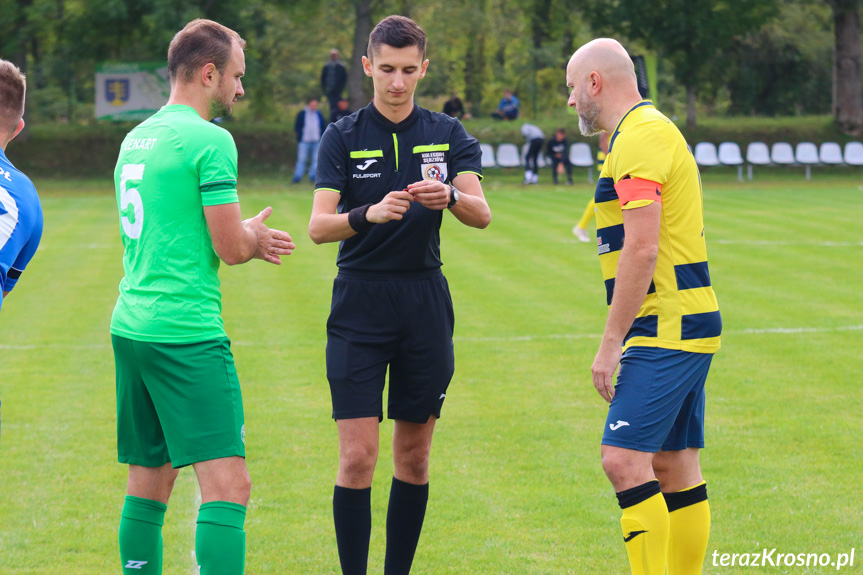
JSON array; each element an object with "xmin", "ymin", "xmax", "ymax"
[
  {"xmin": 209, "ymin": 79, "xmax": 235, "ymax": 119},
  {"xmin": 577, "ymin": 95, "xmax": 601, "ymax": 137}
]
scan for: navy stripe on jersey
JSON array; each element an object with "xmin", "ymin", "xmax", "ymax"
[
  {"xmin": 604, "ymin": 277, "xmax": 656, "ymax": 306},
  {"xmin": 681, "ymin": 311, "xmax": 723, "ymax": 340},
  {"xmin": 597, "ymin": 223, "xmax": 624, "ymax": 256},
  {"xmin": 625, "ymin": 315, "xmax": 658, "ymax": 343},
  {"xmin": 7, "ymin": 267, "xmax": 22, "ymax": 280},
  {"xmin": 595, "ymin": 176, "xmax": 617, "ymax": 203},
  {"xmin": 675, "ymin": 261, "xmax": 712, "ymax": 290}
]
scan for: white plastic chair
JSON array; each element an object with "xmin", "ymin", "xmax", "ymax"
[
  {"xmin": 479, "ymin": 143, "xmax": 496, "ymax": 168},
  {"xmin": 569, "ymin": 142, "xmax": 594, "ymax": 183},
  {"xmin": 795, "ymin": 142, "xmax": 819, "ymax": 180},
  {"xmin": 693, "ymin": 142, "xmax": 719, "ymax": 168},
  {"xmin": 844, "ymin": 141, "xmax": 863, "ymax": 166},
  {"xmin": 819, "ymin": 142, "xmax": 844, "ymax": 166},
  {"xmin": 496, "ymin": 143, "xmax": 521, "ymax": 168},
  {"xmin": 771, "ymin": 142, "xmax": 795, "ymax": 165},
  {"xmin": 717, "ymin": 142, "xmax": 744, "ymax": 181},
  {"xmin": 746, "ymin": 142, "xmax": 771, "ymax": 180}
]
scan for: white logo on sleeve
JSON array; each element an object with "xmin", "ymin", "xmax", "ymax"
[
  {"xmin": 609, "ymin": 420, "xmax": 630, "ymax": 431},
  {"xmin": 124, "ymin": 560, "xmax": 148, "ymax": 569},
  {"xmin": 439, "ymin": 393, "xmax": 446, "ymax": 400},
  {"xmin": 356, "ymin": 159, "xmax": 378, "ymax": 170}
]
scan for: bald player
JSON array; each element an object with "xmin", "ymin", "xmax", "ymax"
[{"xmin": 566, "ymin": 39, "xmax": 721, "ymax": 575}]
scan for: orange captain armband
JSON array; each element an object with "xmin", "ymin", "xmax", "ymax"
[{"xmin": 615, "ymin": 176, "xmax": 662, "ymax": 206}]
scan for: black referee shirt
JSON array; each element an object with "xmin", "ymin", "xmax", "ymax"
[{"xmin": 315, "ymin": 102, "xmax": 482, "ymax": 273}]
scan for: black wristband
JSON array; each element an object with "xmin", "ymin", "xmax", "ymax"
[{"xmin": 348, "ymin": 204, "xmax": 374, "ymax": 233}]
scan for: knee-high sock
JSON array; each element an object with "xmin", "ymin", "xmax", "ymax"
[
  {"xmin": 384, "ymin": 478, "xmax": 429, "ymax": 575},
  {"xmin": 333, "ymin": 485, "xmax": 372, "ymax": 575},
  {"xmin": 119, "ymin": 495, "xmax": 167, "ymax": 573},
  {"xmin": 616, "ymin": 480, "xmax": 669, "ymax": 575},
  {"xmin": 195, "ymin": 501, "xmax": 247, "ymax": 575},
  {"xmin": 576, "ymin": 198, "xmax": 596, "ymax": 230},
  {"xmin": 664, "ymin": 482, "xmax": 710, "ymax": 575}
]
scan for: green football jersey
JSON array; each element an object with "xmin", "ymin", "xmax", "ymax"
[{"xmin": 110, "ymin": 105, "xmax": 240, "ymax": 343}]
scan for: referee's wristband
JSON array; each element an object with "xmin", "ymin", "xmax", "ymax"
[{"xmin": 348, "ymin": 204, "xmax": 374, "ymax": 233}]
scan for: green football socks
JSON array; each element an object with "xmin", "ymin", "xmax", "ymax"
[
  {"xmin": 195, "ymin": 501, "xmax": 247, "ymax": 575},
  {"xmin": 119, "ymin": 495, "xmax": 167, "ymax": 573}
]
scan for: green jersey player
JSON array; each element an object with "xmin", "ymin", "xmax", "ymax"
[{"xmin": 110, "ymin": 19, "xmax": 294, "ymax": 575}]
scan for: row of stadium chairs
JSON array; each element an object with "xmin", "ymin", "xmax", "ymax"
[
  {"xmin": 480, "ymin": 143, "xmax": 598, "ymax": 183},
  {"xmin": 693, "ymin": 141, "xmax": 863, "ymax": 181}
]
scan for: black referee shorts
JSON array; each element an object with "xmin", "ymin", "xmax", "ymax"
[{"xmin": 326, "ymin": 269, "xmax": 455, "ymax": 423}]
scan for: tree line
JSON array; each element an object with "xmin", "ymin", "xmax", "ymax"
[{"xmin": 1, "ymin": 0, "xmax": 861, "ymax": 135}]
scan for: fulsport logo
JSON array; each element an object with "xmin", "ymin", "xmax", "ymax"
[
  {"xmin": 609, "ymin": 420, "xmax": 630, "ymax": 431},
  {"xmin": 356, "ymin": 159, "xmax": 378, "ymax": 171}
]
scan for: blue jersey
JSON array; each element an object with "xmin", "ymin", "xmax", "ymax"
[{"xmin": 0, "ymin": 148, "xmax": 43, "ymax": 312}]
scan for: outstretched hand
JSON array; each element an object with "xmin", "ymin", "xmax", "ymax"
[{"xmin": 243, "ymin": 206, "xmax": 296, "ymax": 265}]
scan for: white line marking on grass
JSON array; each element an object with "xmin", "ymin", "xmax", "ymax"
[
  {"xmin": 716, "ymin": 239, "xmax": 863, "ymax": 247},
  {"xmin": 38, "ymin": 243, "xmax": 117, "ymax": 250},
  {"xmin": 453, "ymin": 324, "xmax": 863, "ymax": 342},
  {"xmin": 3, "ymin": 325, "xmax": 862, "ymax": 350}
]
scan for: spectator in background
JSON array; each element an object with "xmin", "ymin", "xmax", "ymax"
[
  {"xmin": 321, "ymin": 49, "xmax": 348, "ymax": 115},
  {"xmin": 330, "ymin": 98, "xmax": 352, "ymax": 124},
  {"xmin": 491, "ymin": 89, "xmax": 520, "ymax": 120},
  {"xmin": 521, "ymin": 122, "xmax": 544, "ymax": 185},
  {"xmin": 546, "ymin": 127, "xmax": 573, "ymax": 186},
  {"xmin": 293, "ymin": 98, "xmax": 325, "ymax": 184},
  {"xmin": 443, "ymin": 94, "xmax": 470, "ymax": 120}
]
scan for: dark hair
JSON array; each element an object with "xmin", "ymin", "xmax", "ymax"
[
  {"xmin": 367, "ymin": 15, "xmax": 426, "ymax": 60},
  {"xmin": 168, "ymin": 19, "xmax": 246, "ymax": 83},
  {"xmin": 0, "ymin": 59, "xmax": 26, "ymax": 137}
]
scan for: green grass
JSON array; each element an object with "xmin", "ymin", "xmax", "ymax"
[{"xmin": 1, "ymin": 169, "xmax": 862, "ymax": 574}]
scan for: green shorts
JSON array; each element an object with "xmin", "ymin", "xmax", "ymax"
[{"xmin": 112, "ymin": 335, "xmax": 245, "ymax": 468}]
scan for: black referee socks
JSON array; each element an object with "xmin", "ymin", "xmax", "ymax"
[
  {"xmin": 384, "ymin": 477, "xmax": 429, "ymax": 575},
  {"xmin": 333, "ymin": 485, "xmax": 372, "ymax": 575}
]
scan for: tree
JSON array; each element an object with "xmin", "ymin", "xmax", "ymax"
[
  {"xmin": 347, "ymin": 0, "xmax": 375, "ymax": 111},
  {"xmin": 828, "ymin": 0, "xmax": 863, "ymax": 135},
  {"xmin": 588, "ymin": 0, "xmax": 778, "ymax": 129}
]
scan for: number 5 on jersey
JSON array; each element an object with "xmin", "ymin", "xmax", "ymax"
[{"xmin": 120, "ymin": 164, "xmax": 145, "ymax": 239}]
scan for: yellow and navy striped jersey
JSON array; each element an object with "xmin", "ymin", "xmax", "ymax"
[{"xmin": 595, "ymin": 101, "xmax": 721, "ymax": 354}]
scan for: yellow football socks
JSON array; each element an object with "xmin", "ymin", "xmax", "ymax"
[
  {"xmin": 576, "ymin": 198, "xmax": 596, "ymax": 231},
  {"xmin": 664, "ymin": 482, "xmax": 710, "ymax": 575},
  {"xmin": 616, "ymin": 480, "xmax": 669, "ymax": 575}
]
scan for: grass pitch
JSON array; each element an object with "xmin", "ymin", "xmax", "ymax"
[{"xmin": 1, "ymin": 168, "xmax": 861, "ymax": 574}]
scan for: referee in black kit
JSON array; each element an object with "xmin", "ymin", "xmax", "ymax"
[{"xmin": 308, "ymin": 15, "xmax": 491, "ymax": 575}]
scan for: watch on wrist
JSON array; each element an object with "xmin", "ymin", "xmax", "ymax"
[{"xmin": 447, "ymin": 185, "xmax": 460, "ymax": 209}]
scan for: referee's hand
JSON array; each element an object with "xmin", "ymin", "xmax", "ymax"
[
  {"xmin": 406, "ymin": 180, "xmax": 449, "ymax": 211},
  {"xmin": 367, "ymin": 191, "xmax": 414, "ymax": 223}
]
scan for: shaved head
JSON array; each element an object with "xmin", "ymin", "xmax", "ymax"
[
  {"xmin": 567, "ymin": 38, "xmax": 636, "ymax": 88},
  {"xmin": 566, "ymin": 38, "xmax": 642, "ymax": 136}
]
